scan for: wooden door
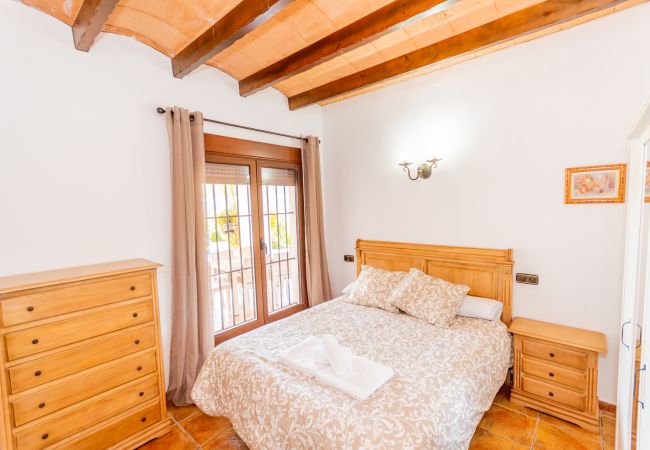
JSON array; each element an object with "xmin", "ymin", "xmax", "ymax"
[{"xmin": 204, "ymin": 135, "xmax": 307, "ymax": 344}]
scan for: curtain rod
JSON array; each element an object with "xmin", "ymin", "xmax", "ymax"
[{"xmin": 156, "ymin": 107, "xmax": 313, "ymax": 143}]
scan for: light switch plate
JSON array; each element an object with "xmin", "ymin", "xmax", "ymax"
[
  {"xmin": 516, "ymin": 273, "xmax": 539, "ymax": 285},
  {"xmin": 344, "ymin": 255, "xmax": 355, "ymax": 262}
]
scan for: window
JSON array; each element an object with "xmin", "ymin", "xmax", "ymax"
[{"xmin": 204, "ymin": 135, "xmax": 307, "ymax": 343}]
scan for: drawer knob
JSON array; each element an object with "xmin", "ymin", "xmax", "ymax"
[
  {"xmin": 549, "ymin": 372, "xmax": 555, "ymax": 377},
  {"xmin": 137, "ymin": 366, "xmax": 142, "ymax": 371},
  {"xmin": 32, "ymin": 339, "xmax": 39, "ymax": 345},
  {"xmin": 135, "ymin": 339, "xmax": 140, "ymax": 345},
  {"xmin": 133, "ymin": 313, "xmax": 138, "ymax": 318},
  {"xmin": 549, "ymin": 353, "xmax": 555, "ymax": 358},
  {"xmin": 548, "ymin": 392, "xmax": 554, "ymax": 397},
  {"xmin": 139, "ymin": 391, "xmax": 144, "ymax": 397},
  {"xmin": 130, "ymin": 286, "xmax": 136, "ymax": 291},
  {"xmin": 141, "ymin": 417, "xmax": 147, "ymax": 423},
  {"xmin": 34, "ymin": 370, "xmax": 42, "ymax": 377},
  {"xmin": 27, "ymin": 306, "xmax": 34, "ymax": 312},
  {"xmin": 38, "ymin": 402, "xmax": 45, "ymax": 409},
  {"xmin": 42, "ymin": 434, "xmax": 49, "ymax": 440}
]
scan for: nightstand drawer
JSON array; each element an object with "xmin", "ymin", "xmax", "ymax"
[
  {"xmin": 522, "ymin": 376, "xmax": 585, "ymax": 410},
  {"xmin": 522, "ymin": 357, "xmax": 586, "ymax": 391},
  {"xmin": 522, "ymin": 339, "xmax": 587, "ymax": 370}
]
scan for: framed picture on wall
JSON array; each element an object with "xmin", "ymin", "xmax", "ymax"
[{"xmin": 564, "ymin": 163, "xmax": 626, "ymax": 204}]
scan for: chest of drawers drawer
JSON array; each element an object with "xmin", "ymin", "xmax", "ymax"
[
  {"xmin": 11, "ymin": 349, "xmax": 158, "ymax": 427},
  {"xmin": 56, "ymin": 401, "xmax": 162, "ymax": 450},
  {"xmin": 522, "ymin": 339, "xmax": 587, "ymax": 370},
  {"xmin": 8, "ymin": 324, "xmax": 156, "ymax": 394},
  {"xmin": 0, "ymin": 273, "xmax": 151, "ymax": 327},
  {"xmin": 15, "ymin": 374, "xmax": 159, "ymax": 450},
  {"xmin": 4, "ymin": 300, "xmax": 153, "ymax": 361},
  {"xmin": 521, "ymin": 357, "xmax": 586, "ymax": 391}
]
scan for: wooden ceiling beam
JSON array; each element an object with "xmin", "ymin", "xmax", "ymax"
[
  {"xmin": 239, "ymin": 0, "xmax": 451, "ymax": 97},
  {"xmin": 288, "ymin": 0, "xmax": 627, "ymax": 110},
  {"xmin": 72, "ymin": 0, "xmax": 120, "ymax": 51},
  {"xmin": 172, "ymin": 0, "xmax": 293, "ymax": 79}
]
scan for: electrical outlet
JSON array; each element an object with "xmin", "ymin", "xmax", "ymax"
[
  {"xmin": 515, "ymin": 273, "xmax": 539, "ymax": 285},
  {"xmin": 344, "ymin": 255, "xmax": 355, "ymax": 262}
]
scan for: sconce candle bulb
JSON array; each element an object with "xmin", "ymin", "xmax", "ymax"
[{"xmin": 399, "ymin": 158, "xmax": 441, "ymax": 181}]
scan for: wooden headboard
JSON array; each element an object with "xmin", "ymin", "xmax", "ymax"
[{"xmin": 355, "ymin": 240, "xmax": 514, "ymax": 325}]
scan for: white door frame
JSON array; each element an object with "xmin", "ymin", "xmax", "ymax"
[
  {"xmin": 618, "ymin": 96, "xmax": 650, "ymax": 450},
  {"xmin": 633, "ymin": 105, "xmax": 650, "ymax": 450}
]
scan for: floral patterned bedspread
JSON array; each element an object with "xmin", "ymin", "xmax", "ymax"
[{"xmin": 192, "ymin": 298, "xmax": 512, "ymax": 450}]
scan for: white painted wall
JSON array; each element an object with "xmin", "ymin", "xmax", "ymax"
[
  {"xmin": 0, "ymin": 2, "xmax": 322, "ymax": 383},
  {"xmin": 321, "ymin": 4, "xmax": 650, "ymax": 403}
]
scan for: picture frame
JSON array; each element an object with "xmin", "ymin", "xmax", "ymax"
[{"xmin": 564, "ymin": 164, "xmax": 626, "ymax": 204}]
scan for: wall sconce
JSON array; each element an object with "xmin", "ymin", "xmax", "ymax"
[{"xmin": 398, "ymin": 158, "xmax": 442, "ymax": 181}]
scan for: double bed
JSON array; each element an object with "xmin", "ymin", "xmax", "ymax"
[{"xmin": 192, "ymin": 240, "xmax": 514, "ymax": 449}]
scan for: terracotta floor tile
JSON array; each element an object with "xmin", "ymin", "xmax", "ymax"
[
  {"xmin": 533, "ymin": 422, "xmax": 602, "ymax": 450},
  {"xmin": 167, "ymin": 402, "xmax": 201, "ymax": 423},
  {"xmin": 537, "ymin": 413, "xmax": 601, "ymax": 442},
  {"xmin": 469, "ymin": 428, "xmax": 528, "ymax": 449},
  {"xmin": 182, "ymin": 412, "xmax": 232, "ymax": 445},
  {"xmin": 137, "ymin": 424, "xmax": 197, "ymax": 450},
  {"xmin": 202, "ymin": 426, "xmax": 249, "ymax": 450},
  {"xmin": 493, "ymin": 388, "xmax": 540, "ymax": 418},
  {"xmin": 478, "ymin": 404, "xmax": 537, "ymax": 447}
]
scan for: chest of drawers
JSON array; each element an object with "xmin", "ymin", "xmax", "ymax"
[
  {"xmin": 508, "ymin": 317, "xmax": 607, "ymax": 434},
  {"xmin": 0, "ymin": 260, "xmax": 172, "ymax": 449}
]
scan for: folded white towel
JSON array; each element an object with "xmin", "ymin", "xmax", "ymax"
[
  {"xmin": 279, "ymin": 335, "xmax": 394, "ymax": 401},
  {"xmin": 316, "ymin": 355, "xmax": 394, "ymax": 401},
  {"xmin": 278, "ymin": 336, "xmax": 328, "ymax": 376}
]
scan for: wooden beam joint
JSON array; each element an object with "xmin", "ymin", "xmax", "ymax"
[{"xmin": 72, "ymin": 0, "xmax": 120, "ymax": 52}]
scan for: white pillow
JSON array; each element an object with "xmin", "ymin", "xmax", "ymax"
[{"xmin": 456, "ymin": 295, "xmax": 503, "ymax": 321}]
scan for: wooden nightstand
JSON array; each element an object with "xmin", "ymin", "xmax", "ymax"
[{"xmin": 508, "ymin": 317, "xmax": 607, "ymax": 433}]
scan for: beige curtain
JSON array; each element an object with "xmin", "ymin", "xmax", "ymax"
[
  {"xmin": 165, "ymin": 107, "xmax": 214, "ymax": 406},
  {"xmin": 302, "ymin": 136, "xmax": 332, "ymax": 306}
]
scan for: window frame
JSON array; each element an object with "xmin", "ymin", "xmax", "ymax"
[{"xmin": 204, "ymin": 134, "xmax": 308, "ymax": 345}]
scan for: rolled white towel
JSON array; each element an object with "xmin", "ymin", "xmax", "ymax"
[
  {"xmin": 322, "ymin": 334, "xmax": 353, "ymax": 376},
  {"xmin": 313, "ymin": 345, "xmax": 329, "ymax": 367}
]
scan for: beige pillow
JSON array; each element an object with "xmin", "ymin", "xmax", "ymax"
[
  {"xmin": 346, "ymin": 265, "xmax": 406, "ymax": 313},
  {"xmin": 390, "ymin": 268, "xmax": 469, "ymax": 327}
]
